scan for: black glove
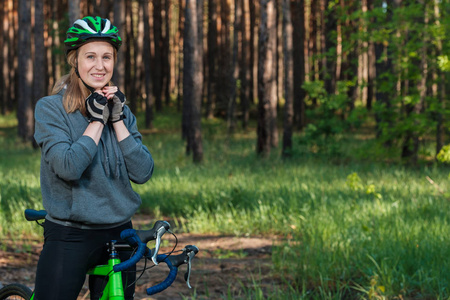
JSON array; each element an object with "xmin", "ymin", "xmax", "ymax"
[
  {"xmin": 110, "ymin": 89, "xmax": 126, "ymax": 123},
  {"xmin": 85, "ymin": 92, "xmax": 110, "ymax": 125}
]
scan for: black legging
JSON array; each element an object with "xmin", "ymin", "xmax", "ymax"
[{"xmin": 33, "ymin": 220, "xmax": 136, "ymax": 300}]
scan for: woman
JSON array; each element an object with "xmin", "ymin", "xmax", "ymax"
[{"xmin": 33, "ymin": 16, "xmax": 153, "ymax": 300}]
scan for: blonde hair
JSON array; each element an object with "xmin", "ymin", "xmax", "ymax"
[{"xmin": 52, "ymin": 46, "xmax": 117, "ymax": 115}]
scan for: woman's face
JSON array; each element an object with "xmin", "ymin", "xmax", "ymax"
[{"xmin": 77, "ymin": 41, "xmax": 114, "ymax": 91}]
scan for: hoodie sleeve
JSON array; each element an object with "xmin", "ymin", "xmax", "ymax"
[
  {"xmin": 34, "ymin": 96, "xmax": 98, "ymax": 181},
  {"xmin": 119, "ymin": 106, "xmax": 154, "ymax": 184}
]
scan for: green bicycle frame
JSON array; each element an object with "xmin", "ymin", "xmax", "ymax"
[
  {"xmin": 87, "ymin": 257, "xmax": 125, "ymax": 300},
  {"xmin": 29, "ymin": 249, "xmax": 127, "ymax": 300}
]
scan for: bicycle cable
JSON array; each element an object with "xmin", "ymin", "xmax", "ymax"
[{"xmin": 126, "ymin": 230, "xmax": 179, "ymax": 288}]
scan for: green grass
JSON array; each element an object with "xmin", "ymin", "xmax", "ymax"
[{"xmin": 0, "ymin": 109, "xmax": 449, "ymax": 299}]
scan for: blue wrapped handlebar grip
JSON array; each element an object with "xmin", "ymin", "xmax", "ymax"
[{"xmin": 146, "ymin": 255, "xmax": 178, "ymax": 295}]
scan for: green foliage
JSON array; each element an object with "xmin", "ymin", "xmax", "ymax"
[
  {"xmin": 346, "ymin": 172, "xmax": 382, "ymax": 199},
  {"xmin": 1, "ymin": 110, "xmax": 449, "ymax": 299},
  {"xmin": 363, "ymin": 1, "xmax": 450, "ymax": 162},
  {"xmin": 437, "ymin": 145, "xmax": 450, "ymax": 163},
  {"xmin": 437, "ymin": 55, "xmax": 450, "ymax": 72},
  {"xmin": 302, "ymin": 80, "xmax": 362, "ymax": 140}
]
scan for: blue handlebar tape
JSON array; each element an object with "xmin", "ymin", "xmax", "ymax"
[
  {"xmin": 146, "ymin": 255, "xmax": 178, "ymax": 295},
  {"xmin": 120, "ymin": 229, "xmax": 140, "ymax": 247},
  {"xmin": 113, "ymin": 242, "xmax": 146, "ymax": 272}
]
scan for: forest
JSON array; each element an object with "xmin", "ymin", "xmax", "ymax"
[
  {"xmin": 0, "ymin": 0, "xmax": 449, "ymax": 299},
  {"xmin": 1, "ymin": 0, "xmax": 448, "ymax": 163}
]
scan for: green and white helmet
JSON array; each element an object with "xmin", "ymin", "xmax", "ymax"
[{"xmin": 64, "ymin": 16, "xmax": 122, "ymax": 54}]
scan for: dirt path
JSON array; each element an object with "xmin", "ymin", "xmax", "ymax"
[{"xmin": 0, "ymin": 232, "xmax": 277, "ymax": 299}]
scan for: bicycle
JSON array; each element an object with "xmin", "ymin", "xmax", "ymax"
[{"xmin": 0, "ymin": 209, "xmax": 199, "ymax": 300}]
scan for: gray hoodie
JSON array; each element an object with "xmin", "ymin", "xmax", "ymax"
[{"xmin": 34, "ymin": 90, "xmax": 154, "ymax": 228}]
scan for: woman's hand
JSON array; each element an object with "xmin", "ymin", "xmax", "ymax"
[
  {"xmin": 101, "ymin": 86, "xmax": 119, "ymax": 100},
  {"xmin": 85, "ymin": 92, "xmax": 110, "ymax": 125},
  {"xmin": 103, "ymin": 86, "xmax": 126, "ymax": 123}
]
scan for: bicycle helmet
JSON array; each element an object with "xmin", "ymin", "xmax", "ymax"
[{"xmin": 64, "ymin": 16, "xmax": 122, "ymax": 54}]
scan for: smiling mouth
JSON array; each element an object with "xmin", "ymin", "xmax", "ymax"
[{"xmin": 92, "ymin": 74, "xmax": 105, "ymax": 78}]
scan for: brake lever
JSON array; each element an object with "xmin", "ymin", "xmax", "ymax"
[
  {"xmin": 151, "ymin": 221, "xmax": 170, "ymax": 265},
  {"xmin": 183, "ymin": 245, "xmax": 199, "ymax": 288}
]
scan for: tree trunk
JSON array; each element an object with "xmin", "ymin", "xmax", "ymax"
[
  {"xmin": 239, "ymin": 0, "xmax": 250, "ymax": 129},
  {"xmin": 434, "ymin": 0, "xmax": 446, "ymax": 157},
  {"xmin": 0, "ymin": 1, "xmax": 6, "ymax": 114},
  {"xmin": 176, "ymin": 0, "xmax": 184, "ymax": 111},
  {"xmin": 113, "ymin": 0, "xmax": 126, "ymax": 91},
  {"xmin": 183, "ymin": 0, "xmax": 204, "ymax": 163},
  {"xmin": 141, "ymin": 0, "xmax": 154, "ymax": 128},
  {"xmin": 51, "ymin": 0, "xmax": 61, "ymax": 86},
  {"xmin": 227, "ymin": 0, "xmax": 242, "ymax": 134},
  {"xmin": 292, "ymin": 0, "xmax": 306, "ymax": 129},
  {"xmin": 282, "ymin": 0, "xmax": 294, "ymax": 156},
  {"xmin": 345, "ymin": 0, "xmax": 359, "ymax": 110},
  {"xmin": 8, "ymin": 0, "xmax": 18, "ymax": 112},
  {"xmin": 93, "ymin": 0, "xmax": 109, "ymax": 19},
  {"xmin": 153, "ymin": 0, "xmax": 163, "ymax": 111},
  {"xmin": 310, "ymin": 0, "xmax": 318, "ymax": 84},
  {"xmin": 163, "ymin": 0, "xmax": 171, "ymax": 105},
  {"xmin": 257, "ymin": 0, "xmax": 278, "ymax": 155},
  {"xmin": 276, "ymin": 0, "xmax": 282, "ymax": 105},
  {"xmin": 17, "ymin": 0, "xmax": 33, "ymax": 142},
  {"xmin": 366, "ymin": 0, "xmax": 376, "ymax": 110},
  {"xmin": 215, "ymin": 0, "xmax": 231, "ymax": 117},
  {"xmin": 34, "ymin": 0, "xmax": 46, "ymax": 101},
  {"xmin": 205, "ymin": 0, "xmax": 218, "ymax": 119},
  {"xmin": 125, "ymin": 0, "xmax": 135, "ymax": 112},
  {"xmin": 68, "ymin": 0, "xmax": 80, "ymax": 25},
  {"xmin": 249, "ymin": 0, "xmax": 257, "ymax": 103},
  {"xmin": 359, "ymin": 0, "xmax": 369, "ymax": 106},
  {"xmin": 324, "ymin": 0, "xmax": 337, "ymax": 95}
]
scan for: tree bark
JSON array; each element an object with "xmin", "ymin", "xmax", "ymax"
[
  {"xmin": 141, "ymin": 0, "xmax": 154, "ymax": 128},
  {"xmin": 113, "ymin": 0, "xmax": 126, "ymax": 91},
  {"xmin": 292, "ymin": 0, "xmax": 306, "ymax": 130},
  {"xmin": 324, "ymin": 0, "xmax": 337, "ymax": 95},
  {"xmin": 276, "ymin": 0, "xmax": 282, "ymax": 105},
  {"xmin": 125, "ymin": 0, "xmax": 135, "ymax": 112},
  {"xmin": 215, "ymin": 0, "xmax": 231, "ymax": 117},
  {"xmin": 68, "ymin": 0, "xmax": 80, "ymax": 25},
  {"xmin": 239, "ymin": 0, "xmax": 250, "ymax": 129},
  {"xmin": 345, "ymin": 0, "xmax": 359, "ymax": 110},
  {"xmin": 183, "ymin": 0, "xmax": 204, "ymax": 163},
  {"xmin": 176, "ymin": 0, "xmax": 185, "ymax": 111},
  {"xmin": 0, "ymin": 1, "xmax": 6, "ymax": 114},
  {"xmin": 249, "ymin": 0, "xmax": 257, "ymax": 104},
  {"xmin": 34, "ymin": 0, "xmax": 46, "ymax": 101},
  {"xmin": 227, "ymin": 0, "xmax": 242, "ymax": 134},
  {"xmin": 433, "ymin": 0, "xmax": 446, "ymax": 157},
  {"xmin": 153, "ymin": 0, "xmax": 163, "ymax": 111},
  {"xmin": 163, "ymin": 0, "xmax": 171, "ymax": 105},
  {"xmin": 282, "ymin": 0, "xmax": 294, "ymax": 156},
  {"xmin": 205, "ymin": 0, "xmax": 218, "ymax": 119},
  {"xmin": 33, "ymin": 0, "xmax": 48, "ymax": 139},
  {"xmin": 257, "ymin": 0, "xmax": 278, "ymax": 155},
  {"xmin": 366, "ymin": 0, "xmax": 376, "ymax": 110},
  {"xmin": 359, "ymin": 0, "xmax": 369, "ymax": 106},
  {"xmin": 17, "ymin": 0, "xmax": 34, "ymax": 142},
  {"xmin": 51, "ymin": 0, "xmax": 61, "ymax": 87},
  {"xmin": 8, "ymin": 0, "xmax": 18, "ymax": 112}
]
